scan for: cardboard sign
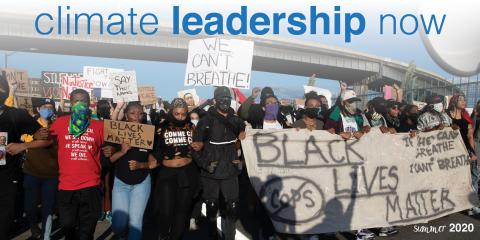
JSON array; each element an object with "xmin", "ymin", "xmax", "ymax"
[
  {"xmin": 104, "ymin": 120, "xmax": 155, "ymax": 149},
  {"xmin": 83, "ymin": 66, "xmax": 123, "ymax": 98},
  {"xmin": 241, "ymin": 128, "xmax": 476, "ymax": 234},
  {"xmin": 61, "ymin": 75, "xmax": 93, "ymax": 100},
  {"xmin": 184, "ymin": 38, "xmax": 254, "ymax": 89},
  {"xmin": 16, "ymin": 96, "xmax": 34, "ymax": 115},
  {"xmin": 40, "ymin": 71, "xmax": 82, "ymax": 99},
  {"xmin": 1, "ymin": 68, "xmax": 30, "ymax": 97},
  {"xmin": 110, "ymin": 71, "xmax": 138, "ymax": 102},
  {"xmin": 303, "ymin": 86, "xmax": 332, "ymax": 108},
  {"xmin": 138, "ymin": 86, "xmax": 157, "ymax": 106}
]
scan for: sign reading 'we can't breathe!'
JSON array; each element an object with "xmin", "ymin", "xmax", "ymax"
[{"xmin": 184, "ymin": 38, "xmax": 254, "ymax": 89}]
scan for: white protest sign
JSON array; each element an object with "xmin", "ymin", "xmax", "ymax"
[
  {"xmin": 178, "ymin": 89, "xmax": 200, "ymax": 107},
  {"xmin": 241, "ymin": 128, "xmax": 477, "ymax": 234},
  {"xmin": 83, "ymin": 66, "xmax": 124, "ymax": 98},
  {"xmin": 184, "ymin": 38, "xmax": 254, "ymax": 89},
  {"xmin": 110, "ymin": 71, "xmax": 138, "ymax": 103},
  {"xmin": 304, "ymin": 86, "xmax": 332, "ymax": 108}
]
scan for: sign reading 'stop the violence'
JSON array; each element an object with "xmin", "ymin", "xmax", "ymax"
[
  {"xmin": 184, "ymin": 38, "xmax": 254, "ymax": 89},
  {"xmin": 241, "ymin": 128, "xmax": 477, "ymax": 234}
]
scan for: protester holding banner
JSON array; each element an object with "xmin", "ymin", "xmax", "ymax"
[
  {"xmin": 108, "ymin": 102, "xmax": 155, "ymax": 240},
  {"xmin": 48, "ymin": 89, "xmax": 114, "ymax": 240},
  {"xmin": 446, "ymin": 95, "xmax": 480, "ymax": 215},
  {"xmin": 382, "ymin": 99, "xmax": 402, "ymax": 132},
  {"xmin": 147, "ymin": 98, "xmax": 199, "ymax": 240},
  {"xmin": 417, "ymin": 95, "xmax": 452, "ymax": 132},
  {"xmin": 324, "ymin": 89, "xmax": 369, "ymax": 139},
  {"xmin": 193, "ymin": 87, "xmax": 246, "ymax": 240},
  {"xmin": 293, "ymin": 91, "xmax": 324, "ymax": 131},
  {"xmin": 397, "ymin": 104, "xmax": 419, "ymax": 133},
  {"xmin": 239, "ymin": 87, "xmax": 289, "ymax": 129}
]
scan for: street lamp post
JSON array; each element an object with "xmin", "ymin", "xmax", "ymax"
[{"xmin": 4, "ymin": 48, "xmax": 38, "ymax": 68}]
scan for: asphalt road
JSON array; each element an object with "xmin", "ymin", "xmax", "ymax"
[{"xmin": 12, "ymin": 210, "xmax": 480, "ymax": 240}]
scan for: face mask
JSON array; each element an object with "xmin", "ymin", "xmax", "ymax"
[
  {"xmin": 264, "ymin": 103, "xmax": 279, "ymax": 121},
  {"xmin": 191, "ymin": 119, "xmax": 199, "ymax": 126},
  {"xmin": 344, "ymin": 102, "xmax": 357, "ymax": 115},
  {"xmin": 39, "ymin": 108, "xmax": 54, "ymax": 120},
  {"xmin": 69, "ymin": 102, "xmax": 91, "ymax": 137},
  {"xmin": 433, "ymin": 103, "xmax": 444, "ymax": 113},
  {"xmin": 409, "ymin": 113, "xmax": 419, "ymax": 122},
  {"xmin": 304, "ymin": 107, "xmax": 320, "ymax": 119},
  {"xmin": 215, "ymin": 97, "xmax": 231, "ymax": 113}
]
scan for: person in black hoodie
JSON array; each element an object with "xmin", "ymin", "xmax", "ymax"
[
  {"xmin": 239, "ymin": 86, "xmax": 289, "ymax": 129},
  {"xmin": 192, "ymin": 87, "xmax": 246, "ymax": 240}
]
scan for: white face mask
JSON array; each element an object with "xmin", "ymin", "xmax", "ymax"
[
  {"xmin": 191, "ymin": 119, "xmax": 199, "ymax": 126},
  {"xmin": 433, "ymin": 102, "xmax": 444, "ymax": 112},
  {"xmin": 345, "ymin": 102, "xmax": 357, "ymax": 115}
]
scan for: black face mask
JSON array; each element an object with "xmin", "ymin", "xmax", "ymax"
[
  {"xmin": 409, "ymin": 113, "xmax": 419, "ymax": 122},
  {"xmin": 215, "ymin": 97, "xmax": 231, "ymax": 113},
  {"xmin": 304, "ymin": 107, "xmax": 320, "ymax": 119}
]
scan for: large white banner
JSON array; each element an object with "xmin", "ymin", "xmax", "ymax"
[
  {"xmin": 241, "ymin": 128, "xmax": 477, "ymax": 234},
  {"xmin": 184, "ymin": 38, "xmax": 254, "ymax": 89}
]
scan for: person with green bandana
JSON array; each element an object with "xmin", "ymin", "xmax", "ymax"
[{"xmin": 46, "ymin": 89, "xmax": 115, "ymax": 240}]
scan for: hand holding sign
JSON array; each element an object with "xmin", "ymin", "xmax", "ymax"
[
  {"xmin": 104, "ymin": 120, "xmax": 155, "ymax": 149},
  {"xmin": 110, "ymin": 71, "xmax": 139, "ymax": 103}
]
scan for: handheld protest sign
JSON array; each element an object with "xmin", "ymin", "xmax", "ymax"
[
  {"xmin": 40, "ymin": 71, "xmax": 82, "ymax": 100},
  {"xmin": 1, "ymin": 68, "xmax": 29, "ymax": 97},
  {"xmin": 110, "ymin": 71, "xmax": 139, "ymax": 103},
  {"xmin": 184, "ymin": 38, "xmax": 254, "ymax": 89},
  {"xmin": 138, "ymin": 86, "xmax": 157, "ymax": 106},
  {"xmin": 83, "ymin": 66, "xmax": 123, "ymax": 99},
  {"xmin": 104, "ymin": 119, "xmax": 155, "ymax": 150},
  {"xmin": 61, "ymin": 75, "xmax": 93, "ymax": 100}
]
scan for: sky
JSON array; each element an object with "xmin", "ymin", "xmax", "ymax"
[{"xmin": 0, "ymin": 1, "xmax": 465, "ymax": 102}]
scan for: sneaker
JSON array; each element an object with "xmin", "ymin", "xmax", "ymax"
[
  {"xmin": 468, "ymin": 206, "xmax": 480, "ymax": 216},
  {"xmin": 379, "ymin": 227, "xmax": 399, "ymax": 237},
  {"xmin": 356, "ymin": 229, "xmax": 375, "ymax": 240},
  {"xmin": 189, "ymin": 218, "xmax": 199, "ymax": 230},
  {"xmin": 105, "ymin": 211, "xmax": 113, "ymax": 223}
]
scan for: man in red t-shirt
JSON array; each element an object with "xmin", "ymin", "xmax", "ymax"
[{"xmin": 49, "ymin": 89, "xmax": 113, "ymax": 239}]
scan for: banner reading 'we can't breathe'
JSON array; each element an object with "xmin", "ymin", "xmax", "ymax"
[{"xmin": 241, "ymin": 128, "xmax": 478, "ymax": 234}]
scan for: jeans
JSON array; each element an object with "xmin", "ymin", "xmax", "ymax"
[
  {"xmin": 58, "ymin": 186, "xmax": 102, "ymax": 240},
  {"xmin": 112, "ymin": 175, "xmax": 151, "ymax": 240},
  {"xmin": 23, "ymin": 174, "xmax": 58, "ymax": 240}
]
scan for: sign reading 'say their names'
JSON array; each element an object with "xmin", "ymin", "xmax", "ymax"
[
  {"xmin": 184, "ymin": 38, "xmax": 254, "ymax": 89},
  {"xmin": 110, "ymin": 71, "xmax": 139, "ymax": 102}
]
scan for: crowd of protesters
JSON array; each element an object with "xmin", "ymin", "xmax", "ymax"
[{"xmin": 0, "ymin": 71, "xmax": 479, "ymax": 240}]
